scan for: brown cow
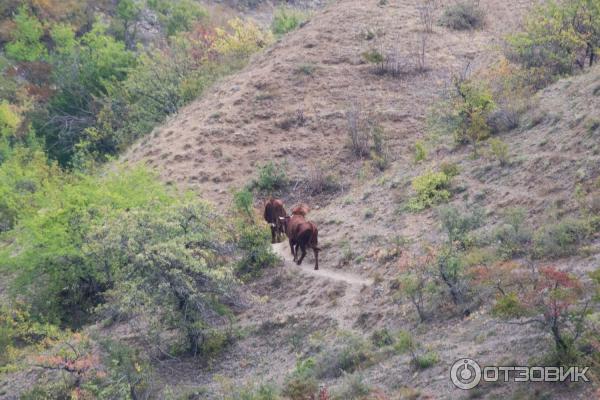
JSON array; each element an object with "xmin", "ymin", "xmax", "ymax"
[
  {"xmin": 264, "ymin": 198, "xmax": 287, "ymax": 243},
  {"xmin": 291, "ymin": 204, "xmax": 310, "ymax": 217},
  {"xmin": 280, "ymin": 214, "xmax": 320, "ymax": 270}
]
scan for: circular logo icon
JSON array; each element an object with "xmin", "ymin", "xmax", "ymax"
[{"xmin": 450, "ymin": 358, "xmax": 482, "ymax": 390}]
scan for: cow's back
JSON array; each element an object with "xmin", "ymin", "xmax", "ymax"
[{"xmin": 295, "ymin": 221, "xmax": 318, "ymax": 248}]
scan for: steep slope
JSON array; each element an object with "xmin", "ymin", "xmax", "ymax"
[
  {"xmin": 119, "ymin": 1, "xmax": 600, "ymax": 399},
  {"xmin": 124, "ymin": 0, "xmax": 533, "ymax": 205},
  {"xmin": 146, "ymin": 65, "xmax": 600, "ymax": 396}
]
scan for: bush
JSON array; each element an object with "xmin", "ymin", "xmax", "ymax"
[
  {"xmin": 271, "ymin": 7, "xmax": 308, "ymax": 36},
  {"xmin": 233, "ymin": 187, "xmax": 254, "ymax": 219},
  {"xmin": 438, "ymin": 205, "xmax": 484, "ymax": 248},
  {"xmin": 5, "ymin": 7, "xmax": 47, "ymax": 62},
  {"xmin": 488, "ymin": 138, "xmax": 509, "ymax": 165},
  {"xmin": 214, "ymin": 18, "xmax": 273, "ymax": 57},
  {"xmin": 252, "ymin": 161, "xmax": 289, "ymax": 192},
  {"xmin": 414, "ymin": 351, "xmax": 439, "ymax": 369},
  {"xmin": 282, "ymin": 358, "xmax": 319, "ymax": 400},
  {"xmin": 493, "ymin": 265, "xmax": 592, "ymax": 364},
  {"xmin": 407, "ymin": 170, "xmax": 453, "ymax": 212},
  {"xmin": 394, "ymin": 330, "xmax": 416, "ymax": 354},
  {"xmin": 414, "ymin": 141, "xmax": 427, "ymax": 163},
  {"xmin": 393, "ymin": 330, "xmax": 438, "ymax": 369},
  {"xmin": 533, "ymin": 218, "xmax": 591, "ymax": 259},
  {"xmin": 439, "ymin": 1, "xmax": 485, "ymax": 30},
  {"xmin": 227, "ymin": 384, "xmax": 280, "ymax": 400},
  {"xmin": 487, "ymin": 108, "xmax": 519, "ymax": 134},
  {"xmin": 0, "ymin": 148, "xmax": 61, "ymax": 233},
  {"xmin": 314, "ymin": 334, "xmax": 374, "ymax": 379},
  {"xmin": 332, "ymin": 373, "xmax": 371, "ymax": 400},
  {"xmin": 307, "ymin": 165, "xmax": 341, "ymax": 195},
  {"xmin": 494, "ymin": 208, "xmax": 532, "ymax": 259},
  {"xmin": 431, "ymin": 78, "xmax": 496, "ymax": 155},
  {"xmin": 506, "ymin": 0, "xmax": 600, "ymax": 85},
  {"xmin": 5, "ymin": 166, "xmax": 179, "ymax": 327},
  {"xmin": 236, "ymin": 222, "xmax": 278, "ymax": 277},
  {"xmin": 371, "ymin": 328, "xmax": 394, "ymax": 347}
]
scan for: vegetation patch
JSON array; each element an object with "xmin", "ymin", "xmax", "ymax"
[
  {"xmin": 271, "ymin": 7, "xmax": 309, "ymax": 36},
  {"xmin": 439, "ymin": 1, "xmax": 485, "ymax": 30},
  {"xmin": 407, "ymin": 170, "xmax": 453, "ymax": 212}
]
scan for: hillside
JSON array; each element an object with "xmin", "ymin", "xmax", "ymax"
[
  {"xmin": 121, "ymin": 64, "xmax": 600, "ymax": 400},
  {"xmin": 124, "ymin": 0, "xmax": 533, "ymax": 205},
  {"xmin": 120, "ymin": 0, "xmax": 600, "ymax": 398},
  {"xmin": 1, "ymin": 0, "xmax": 600, "ymax": 398}
]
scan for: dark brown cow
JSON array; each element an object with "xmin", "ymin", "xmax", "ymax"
[
  {"xmin": 264, "ymin": 198, "xmax": 287, "ymax": 243},
  {"xmin": 280, "ymin": 214, "xmax": 320, "ymax": 270}
]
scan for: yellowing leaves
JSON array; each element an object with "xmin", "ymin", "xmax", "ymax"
[
  {"xmin": 213, "ymin": 18, "xmax": 273, "ymax": 57},
  {"xmin": 0, "ymin": 101, "xmax": 21, "ymax": 137}
]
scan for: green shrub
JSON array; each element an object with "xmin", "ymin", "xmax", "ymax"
[
  {"xmin": 394, "ymin": 330, "xmax": 416, "ymax": 354},
  {"xmin": 533, "ymin": 218, "xmax": 591, "ymax": 259},
  {"xmin": 414, "ymin": 141, "xmax": 427, "ymax": 163},
  {"xmin": 432, "ymin": 78, "xmax": 495, "ymax": 155},
  {"xmin": 414, "ymin": 351, "xmax": 439, "ymax": 369},
  {"xmin": 332, "ymin": 373, "xmax": 371, "ymax": 400},
  {"xmin": 494, "ymin": 208, "xmax": 532, "ymax": 259},
  {"xmin": 314, "ymin": 334, "xmax": 374, "ymax": 379},
  {"xmin": 371, "ymin": 124, "xmax": 390, "ymax": 170},
  {"xmin": 440, "ymin": 161, "xmax": 460, "ymax": 178},
  {"xmin": 5, "ymin": 166, "xmax": 179, "ymax": 327},
  {"xmin": 236, "ymin": 222, "xmax": 278, "ymax": 277},
  {"xmin": 271, "ymin": 7, "xmax": 308, "ymax": 36},
  {"xmin": 282, "ymin": 358, "xmax": 319, "ymax": 400},
  {"xmin": 407, "ymin": 170, "xmax": 452, "ymax": 211},
  {"xmin": 362, "ymin": 49, "xmax": 385, "ymax": 65},
  {"xmin": 5, "ymin": 6, "xmax": 47, "ymax": 62},
  {"xmin": 233, "ymin": 188, "xmax": 254, "ymax": 219},
  {"xmin": 439, "ymin": 1, "xmax": 485, "ymax": 30},
  {"xmin": 252, "ymin": 161, "xmax": 289, "ymax": 192},
  {"xmin": 488, "ymin": 138, "xmax": 509, "ymax": 165},
  {"xmin": 227, "ymin": 384, "xmax": 280, "ymax": 400},
  {"xmin": 149, "ymin": 0, "xmax": 208, "ymax": 36},
  {"xmin": 98, "ymin": 340, "xmax": 153, "ymax": 399},
  {"xmin": 506, "ymin": 0, "xmax": 600, "ymax": 86},
  {"xmin": 371, "ymin": 328, "xmax": 394, "ymax": 347},
  {"xmin": 0, "ymin": 148, "xmax": 61, "ymax": 233},
  {"xmin": 438, "ymin": 205, "xmax": 484, "ymax": 248}
]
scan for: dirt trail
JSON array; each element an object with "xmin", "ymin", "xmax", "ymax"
[
  {"xmin": 272, "ymin": 241, "xmax": 373, "ymax": 330},
  {"xmin": 272, "ymin": 241, "xmax": 373, "ymax": 287}
]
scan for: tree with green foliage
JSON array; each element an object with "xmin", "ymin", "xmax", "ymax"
[
  {"xmin": 5, "ymin": 6, "xmax": 47, "ymax": 62},
  {"xmin": 3, "ymin": 167, "xmax": 176, "ymax": 326},
  {"xmin": 147, "ymin": 0, "xmax": 208, "ymax": 37},
  {"xmin": 271, "ymin": 7, "xmax": 308, "ymax": 36},
  {"xmin": 115, "ymin": 0, "xmax": 144, "ymax": 49},
  {"xmin": 43, "ymin": 22, "xmax": 135, "ymax": 164},
  {"xmin": 0, "ymin": 148, "xmax": 61, "ymax": 232},
  {"xmin": 91, "ymin": 200, "xmax": 240, "ymax": 356},
  {"xmin": 507, "ymin": 0, "xmax": 600, "ymax": 86},
  {"xmin": 450, "ymin": 78, "xmax": 495, "ymax": 155}
]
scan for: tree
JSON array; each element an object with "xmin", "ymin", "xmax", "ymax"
[
  {"xmin": 115, "ymin": 0, "xmax": 144, "ymax": 49},
  {"xmin": 148, "ymin": 0, "xmax": 208, "ymax": 37},
  {"xmin": 450, "ymin": 78, "xmax": 495, "ymax": 155},
  {"xmin": 493, "ymin": 265, "xmax": 591, "ymax": 363},
  {"xmin": 43, "ymin": 22, "xmax": 135, "ymax": 164},
  {"xmin": 507, "ymin": 0, "xmax": 600, "ymax": 86},
  {"xmin": 5, "ymin": 6, "xmax": 47, "ymax": 62}
]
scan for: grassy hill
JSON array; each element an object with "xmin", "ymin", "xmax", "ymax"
[{"xmin": 1, "ymin": 0, "xmax": 599, "ymax": 399}]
